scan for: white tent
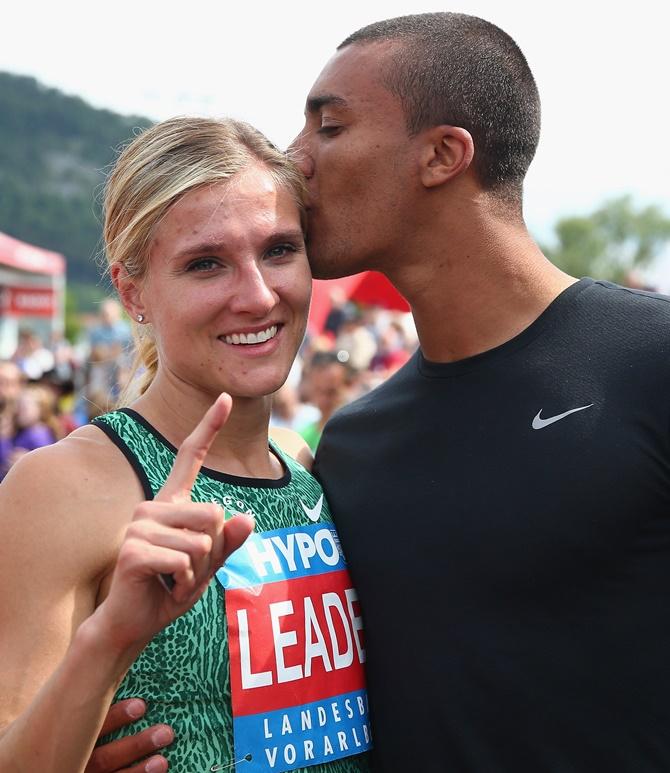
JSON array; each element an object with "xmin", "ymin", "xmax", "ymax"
[{"xmin": 0, "ymin": 231, "xmax": 66, "ymax": 358}]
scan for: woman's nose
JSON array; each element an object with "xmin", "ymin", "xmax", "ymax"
[{"xmin": 229, "ymin": 264, "xmax": 277, "ymax": 316}]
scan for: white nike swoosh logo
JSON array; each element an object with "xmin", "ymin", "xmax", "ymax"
[
  {"xmin": 532, "ymin": 404, "xmax": 594, "ymax": 430},
  {"xmin": 300, "ymin": 494, "xmax": 324, "ymax": 522}
]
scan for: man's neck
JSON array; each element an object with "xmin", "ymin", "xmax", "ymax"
[{"xmin": 388, "ymin": 217, "xmax": 576, "ymax": 363}]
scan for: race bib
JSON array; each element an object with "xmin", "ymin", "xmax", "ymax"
[{"xmin": 217, "ymin": 522, "xmax": 372, "ymax": 772}]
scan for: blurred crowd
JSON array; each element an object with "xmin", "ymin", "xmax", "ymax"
[
  {"xmin": 0, "ymin": 298, "xmax": 133, "ymax": 479},
  {"xmin": 0, "ymin": 295, "xmax": 418, "ymax": 480},
  {"xmin": 274, "ymin": 296, "xmax": 418, "ymax": 451}
]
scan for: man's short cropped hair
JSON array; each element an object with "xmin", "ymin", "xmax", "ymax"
[{"xmin": 339, "ymin": 13, "xmax": 541, "ymax": 205}]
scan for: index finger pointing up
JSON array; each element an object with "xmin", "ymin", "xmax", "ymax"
[{"xmin": 157, "ymin": 393, "xmax": 233, "ymax": 502}]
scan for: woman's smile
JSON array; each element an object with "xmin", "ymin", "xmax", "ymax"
[{"xmin": 137, "ymin": 165, "xmax": 312, "ymax": 399}]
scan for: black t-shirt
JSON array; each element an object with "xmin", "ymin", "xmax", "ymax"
[{"xmin": 314, "ymin": 279, "xmax": 670, "ymax": 772}]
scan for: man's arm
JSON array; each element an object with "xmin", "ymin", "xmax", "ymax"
[{"xmin": 86, "ymin": 700, "xmax": 172, "ymax": 773}]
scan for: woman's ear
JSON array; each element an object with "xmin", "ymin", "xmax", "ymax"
[
  {"xmin": 419, "ymin": 125, "xmax": 475, "ymax": 188},
  {"xmin": 110, "ymin": 263, "xmax": 146, "ymax": 323}
]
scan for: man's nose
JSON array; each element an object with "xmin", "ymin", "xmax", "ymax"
[{"xmin": 287, "ymin": 132, "xmax": 314, "ymax": 179}]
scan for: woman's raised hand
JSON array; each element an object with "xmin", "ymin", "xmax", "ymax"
[{"xmin": 91, "ymin": 394, "xmax": 254, "ymax": 653}]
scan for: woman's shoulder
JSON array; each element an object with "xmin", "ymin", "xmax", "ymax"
[
  {"xmin": 269, "ymin": 426, "xmax": 314, "ymax": 470},
  {"xmin": 6, "ymin": 423, "xmax": 136, "ymax": 489},
  {"xmin": 0, "ymin": 424, "xmax": 146, "ymax": 579}
]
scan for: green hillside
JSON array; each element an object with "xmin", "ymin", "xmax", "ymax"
[{"xmin": 0, "ymin": 71, "xmax": 152, "ymax": 290}]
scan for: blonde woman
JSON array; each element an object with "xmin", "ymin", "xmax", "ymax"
[{"xmin": 0, "ymin": 118, "xmax": 371, "ymax": 773}]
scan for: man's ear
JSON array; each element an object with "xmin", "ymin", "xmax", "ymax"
[
  {"xmin": 110, "ymin": 262, "xmax": 146, "ymax": 322},
  {"xmin": 419, "ymin": 125, "xmax": 475, "ymax": 188}
]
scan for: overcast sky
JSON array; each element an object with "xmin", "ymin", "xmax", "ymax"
[{"xmin": 3, "ymin": 0, "xmax": 670, "ymax": 287}]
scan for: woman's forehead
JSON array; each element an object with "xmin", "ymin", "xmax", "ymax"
[{"xmin": 151, "ymin": 172, "xmax": 302, "ymax": 258}]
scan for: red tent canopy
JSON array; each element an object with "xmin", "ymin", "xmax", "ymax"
[
  {"xmin": 308, "ymin": 271, "xmax": 409, "ymax": 335},
  {"xmin": 0, "ymin": 231, "xmax": 65, "ymax": 276}
]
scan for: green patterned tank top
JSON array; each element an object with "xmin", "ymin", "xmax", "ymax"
[{"xmin": 93, "ymin": 409, "xmax": 371, "ymax": 773}]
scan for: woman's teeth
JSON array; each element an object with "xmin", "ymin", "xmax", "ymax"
[{"xmin": 223, "ymin": 325, "xmax": 278, "ymax": 345}]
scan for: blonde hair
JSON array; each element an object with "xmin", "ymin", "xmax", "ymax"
[{"xmin": 103, "ymin": 116, "xmax": 307, "ymax": 401}]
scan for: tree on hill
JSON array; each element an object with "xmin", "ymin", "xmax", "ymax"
[
  {"xmin": 542, "ymin": 196, "xmax": 670, "ymax": 285},
  {"xmin": 0, "ymin": 71, "xmax": 152, "ymax": 290}
]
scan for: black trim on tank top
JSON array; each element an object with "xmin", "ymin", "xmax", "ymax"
[
  {"xmin": 118, "ymin": 408, "xmax": 292, "ymax": 489},
  {"xmin": 91, "ymin": 417, "xmax": 155, "ymax": 500}
]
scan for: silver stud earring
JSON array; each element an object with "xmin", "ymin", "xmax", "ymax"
[{"xmin": 136, "ymin": 313, "xmax": 145, "ymax": 323}]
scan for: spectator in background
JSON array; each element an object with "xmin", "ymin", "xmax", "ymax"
[
  {"xmin": 369, "ymin": 318, "xmax": 412, "ymax": 376},
  {"xmin": 49, "ymin": 331, "xmax": 80, "ymax": 390},
  {"xmin": 623, "ymin": 270, "xmax": 660, "ymax": 293},
  {"xmin": 42, "ymin": 370, "xmax": 82, "ymax": 436},
  {"xmin": 334, "ymin": 307, "xmax": 377, "ymax": 371},
  {"xmin": 270, "ymin": 381, "xmax": 320, "ymax": 431},
  {"xmin": 89, "ymin": 298, "xmax": 132, "ymax": 352},
  {"xmin": 0, "ymin": 360, "xmax": 23, "ymax": 417},
  {"xmin": 0, "ymin": 361, "xmax": 24, "ymax": 478},
  {"xmin": 323, "ymin": 286, "xmax": 353, "ymax": 339},
  {"xmin": 0, "ymin": 383, "xmax": 61, "ymax": 478},
  {"xmin": 299, "ymin": 351, "xmax": 356, "ymax": 451},
  {"xmin": 86, "ymin": 298, "xmax": 133, "ymax": 402},
  {"xmin": 12, "ymin": 329, "xmax": 55, "ymax": 381},
  {"xmin": 12, "ymin": 384, "xmax": 61, "ymax": 449}
]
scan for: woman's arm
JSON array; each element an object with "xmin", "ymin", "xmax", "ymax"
[
  {"xmin": 0, "ymin": 610, "xmax": 148, "ymax": 772},
  {"xmin": 0, "ymin": 395, "xmax": 253, "ymax": 773},
  {"xmin": 0, "ymin": 423, "xmax": 155, "ymax": 772}
]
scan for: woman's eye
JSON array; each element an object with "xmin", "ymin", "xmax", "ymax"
[
  {"xmin": 186, "ymin": 258, "xmax": 219, "ymax": 272},
  {"xmin": 266, "ymin": 244, "xmax": 297, "ymax": 260}
]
